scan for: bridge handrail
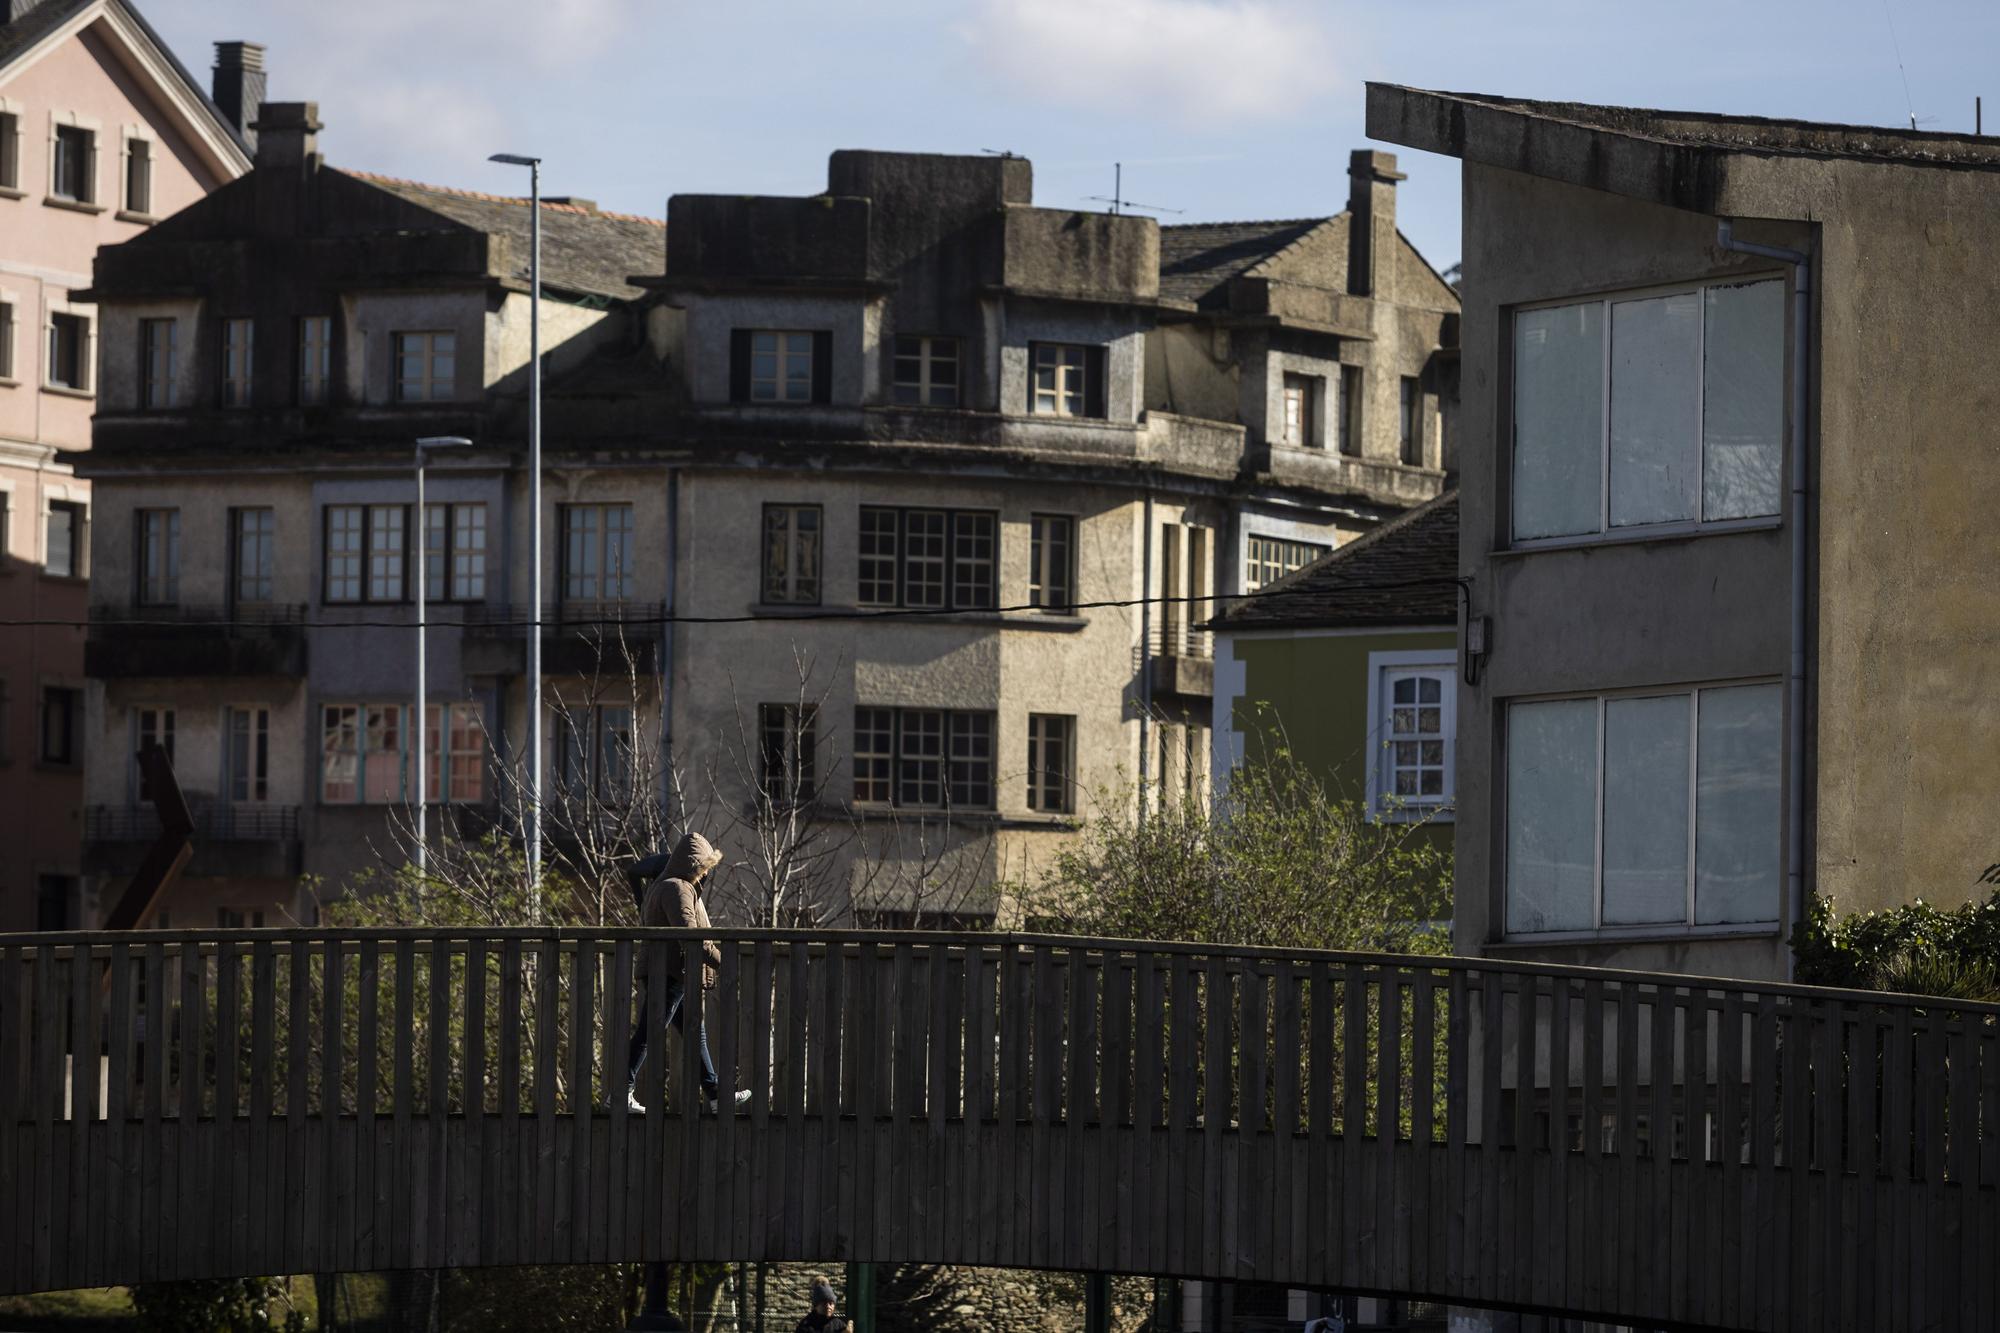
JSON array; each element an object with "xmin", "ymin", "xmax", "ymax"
[{"xmin": 3, "ymin": 926, "xmax": 1997, "ymax": 1017}]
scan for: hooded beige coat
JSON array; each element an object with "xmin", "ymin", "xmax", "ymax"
[{"xmin": 636, "ymin": 832, "xmax": 723, "ymax": 986}]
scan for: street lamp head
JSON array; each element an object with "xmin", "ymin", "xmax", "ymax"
[
  {"xmin": 416, "ymin": 435, "xmax": 474, "ymax": 452},
  {"xmin": 489, "ymin": 152, "xmax": 540, "ymax": 167}
]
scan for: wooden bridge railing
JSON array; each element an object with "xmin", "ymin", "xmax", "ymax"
[{"xmin": 2, "ymin": 929, "xmax": 1995, "ymax": 1332}]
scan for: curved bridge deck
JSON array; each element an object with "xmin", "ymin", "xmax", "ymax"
[{"xmin": 2, "ymin": 929, "xmax": 1994, "ymax": 1331}]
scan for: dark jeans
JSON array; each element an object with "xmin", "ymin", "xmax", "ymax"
[{"xmin": 626, "ymin": 975, "xmax": 718, "ymax": 1095}]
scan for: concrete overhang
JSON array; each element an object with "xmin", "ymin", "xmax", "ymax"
[
  {"xmin": 1366, "ymin": 83, "xmax": 2000, "ymax": 220},
  {"xmin": 633, "ymin": 274, "xmax": 897, "ymax": 297}
]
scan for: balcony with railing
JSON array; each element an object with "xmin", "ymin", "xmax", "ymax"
[
  {"xmin": 84, "ymin": 603, "xmax": 308, "ymax": 679},
  {"xmin": 1144, "ymin": 621, "xmax": 1214, "ymax": 701},
  {"xmin": 82, "ymin": 803, "xmax": 303, "ymax": 880}
]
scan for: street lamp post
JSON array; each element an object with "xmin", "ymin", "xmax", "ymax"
[
  {"xmin": 489, "ymin": 151, "xmax": 544, "ymax": 902},
  {"xmin": 414, "ymin": 436, "xmax": 474, "ymax": 876}
]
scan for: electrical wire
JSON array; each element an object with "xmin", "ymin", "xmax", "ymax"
[{"xmin": 0, "ymin": 577, "xmax": 1461, "ymax": 631}]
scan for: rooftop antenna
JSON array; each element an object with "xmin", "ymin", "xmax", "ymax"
[
  {"xmin": 980, "ymin": 148, "xmax": 1017, "ymax": 159},
  {"xmin": 1085, "ymin": 162, "xmax": 1182, "ymax": 218},
  {"xmin": 1879, "ymin": 0, "xmax": 1924, "ymax": 130}
]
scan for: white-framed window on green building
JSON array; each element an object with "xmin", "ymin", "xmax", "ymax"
[
  {"xmin": 1365, "ymin": 651, "xmax": 1455, "ymax": 821},
  {"xmin": 1512, "ymin": 277, "xmax": 1784, "ymax": 543},
  {"xmin": 1026, "ymin": 713, "xmax": 1075, "ymax": 814},
  {"xmin": 1505, "ymin": 681, "xmax": 1782, "ymax": 936},
  {"xmin": 220, "ymin": 317, "xmax": 253, "ymax": 407},
  {"xmin": 321, "ymin": 701, "xmax": 484, "ymax": 804},
  {"xmin": 761, "ymin": 504, "xmax": 821, "ymax": 605},
  {"xmin": 893, "ymin": 335, "xmax": 959, "ymax": 407},
  {"xmin": 1242, "ymin": 534, "xmax": 1326, "ymax": 592},
  {"xmin": 1029, "ymin": 513, "xmax": 1074, "ymax": 612},
  {"xmin": 134, "ymin": 507, "xmax": 179, "ymax": 606}
]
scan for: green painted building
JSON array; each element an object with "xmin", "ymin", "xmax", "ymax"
[{"xmin": 1209, "ymin": 491, "xmax": 1458, "ymax": 857}]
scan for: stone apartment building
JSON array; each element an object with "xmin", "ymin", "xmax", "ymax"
[
  {"xmin": 75, "ymin": 105, "xmax": 1456, "ymax": 925},
  {"xmin": 1369, "ymin": 85, "xmax": 2000, "ymax": 981},
  {"xmin": 0, "ymin": 0, "xmax": 251, "ymax": 931}
]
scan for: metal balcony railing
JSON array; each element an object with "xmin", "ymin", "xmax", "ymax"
[
  {"xmin": 85, "ymin": 804, "xmax": 301, "ymax": 842},
  {"xmin": 88, "ymin": 603, "xmax": 307, "ymax": 633}
]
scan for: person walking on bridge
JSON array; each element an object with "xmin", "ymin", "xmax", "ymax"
[{"xmin": 624, "ymin": 831, "xmax": 750, "ymax": 1113}]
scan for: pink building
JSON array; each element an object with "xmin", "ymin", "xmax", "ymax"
[{"xmin": 0, "ymin": 0, "xmax": 249, "ymax": 929}]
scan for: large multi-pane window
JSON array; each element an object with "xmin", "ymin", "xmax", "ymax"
[
  {"xmin": 1028, "ymin": 514, "xmax": 1074, "ymax": 612},
  {"xmin": 232, "ymin": 507, "xmax": 274, "ymax": 604},
  {"xmin": 135, "ymin": 508, "xmax": 179, "ymax": 605},
  {"xmin": 1513, "ymin": 278, "xmax": 1784, "ymax": 543},
  {"xmin": 1029, "ymin": 342, "xmax": 1104, "ymax": 418},
  {"xmin": 424, "ymin": 502, "xmax": 486, "ymax": 602},
  {"xmin": 1026, "ymin": 713, "xmax": 1075, "ymax": 814},
  {"xmin": 226, "ymin": 706, "xmax": 269, "ymax": 802},
  {"xmin": 297, "ymin": 316, "xmax": 331, "ymax": 405},
  {"xmin": 560, "ymin": 503, "xmax": 633, "ymax": 603},
  {"xmin": 140, "ymin": 318, "xmax": 175, "ymax": 408},
  {"xmin": 893, "ymin": 335, "xmax": 959, "ymax": 407},
  {"xmin": 220, "ymin": 317, "xmax": 253, "ymax": 407},
  {"xmin": 1281, "ymin": 372, "xmax": 1320, "ymax": 448},
  {"xmin": 323, "ymin": 504, "xmax": 407, "ymax": 604},
  {"xmin": 851, "ymin": 707, "xmax": 994, "ymax": 809},
  {"xmin": 51, "ymin": 123, "xmax": 93, "ymax": 203},
  {"xmin": 746, "ymin": 330, "xmax": 815, "ymax": 403},
  {"xmin": 857, "ymin": 506, "xmax": 995, "ymax": 609},
  {"xmin": 556, "ymin": 704, "xmax": 635, "ymax": 805},
  {"xmin": 47, "ymin": 312, "xmax": 88, "ymax": 391},
  {"xmin": 1242, "ymin": 535, "xmax": 1327, "ymax": 592},
  {"xmin": 758, "ymin": 702, "xmax": 817, "ymax": 805},
  {"xmin": 393, "ymin": 331, "xmax": 455, "ymax": 402},
  {"xmin": 1506, "ymin": 682, "xmax": 1782, "ymax": 935},
  {"xmin": 321, "ymin": 701, "xmax": 484, "ymax": 804},
  {"xmin": 761, "ymin": 504, "xmax": 821, "ymax": 605},
  {"xmin": 45, "ymin": 501, "xmax": 82, "ymax": 578}
]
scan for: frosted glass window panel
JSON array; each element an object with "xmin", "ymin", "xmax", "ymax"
[
  {"xmin": 1609, "ymin": 292, "xmax": 1700, "ymax": 527},
  {"xmin": 1703, "ymin": 280, "xmax": 1785, "ymax": 520},
  {"xmin": 1505, "ymin": 699, "xmax": 1599, "ymax": 933},
  {"xmin": 1601, "ymin": 695, "xmax": 1692, "ymax": 925},
  {"xmin": 1512, "ymin": 303, "xmax": 1604, "ymax": 540},
  {"xmin": 1695, "ymin": 683, "xmax": 1783, "ymax": 923}
]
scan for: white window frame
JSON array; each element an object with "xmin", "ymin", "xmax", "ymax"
[
  {"xmin": 749, "ymin": 330, "xmax": 815, "ymax": 403},
  {"xmin": 392, "ymin": 330, "xmax": 456, "ymax": 403},
  {"xmin": 1509, "ymin": 274, "xmax": 1788, "ymax": 549},
  {"xmin": 1242, "ymin": 534, "xmax": 1326, "ymax": 592},
  {"xmin": 44, "ymin": 305, "xmax": 93, "ymax": 394},
  {"xmin": 134, "ymin": 507, "xmax": 180, "ymax": 606},
  {"xmin": 320, "ymin": 700, "xmax": 485, "ymax": 806},
  {"xmin": 1026, "ymin": 712, "xmax": 1077, "ymax": 814},
  {"xmin": 1501, "ymin": 679, "xmax": 1785, "ymax": 940},
  {"xmin": 44, "ymin": 495, "xmax": 87, "ymax": 579},
  {"xmin": 0, "ymin": 287, "xmax": 18, "ymax": 382},
  {"xmin": 1280, "ymin": 372, "xmax": 1321, "ymax": 449},
  {"xmin": 892, "ymin": 334, "xmax": 960, "ymax": 407},
  {"xmin": 298, "ymin": 315, "xmax": 332, "ymax": 405},
  {"xmin": 1364, "ymin": 650, "xmax": 1456, "ymax": 822},
  {"xmin": 0, "ymin": 99, "xmax": 23, "ymax": 193},
  {"xmin": 220, "ymin": 316, "xmax": 253, "ymax": 408},
  {"xmin": 226, "ymin": 704, "xmax": 270, "ymax": 803},
  {"xmin": 130, "ymin": 704, "xmax": 175, "ymax": 802},
  {"xmin": 1030, "ymin": 341, "xmax": 1090, "ymax": 417},
  {"xmin": 47, "ymin": 111, "xmax": 100, "ymax": 206}
]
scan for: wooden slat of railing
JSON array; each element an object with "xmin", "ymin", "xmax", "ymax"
[
  {"xmin": 570, "ymin": 937, "xmax": 598, "ymax": 1265},
  {"xmin": 1273, "ymin": 962, "xmax": 1300, "ymax": 1140},
  {"xmin": 463, "ymin": 937, "xmax": 489, "ymax": 1268},
  {"xmin": 101, "ymin": 944, "xmax": 132, "ymax": 1287},
  {"xmin": 174, "ymin": 943, "xmax": 202, "ymax": 1282},
  {"xmin": 353, "ymin": 938, "xmax": 380, "ymax": 1272},
  {"xmin": 289, "ymin": 940, "xmax": 315, "ymax": 1270},
  {"xmin": 390, "ymin": 940, "xmax": 416, "ymax": 1267},
  {"xmin": 1514, "ymin": 976, "xmax": 1537, "ymax": 1155},
  {"xmin": 1948, "ymin": 1014, "xmax": 1978, "ymax": 1186}
]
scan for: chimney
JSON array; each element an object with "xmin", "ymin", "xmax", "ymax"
[
  {"xmin": 212, "ymin": 42, "xmax": 267, "ymax": 151},
  {"xmin": 250, "ymin": 102, "xmax": 321, "ymax": 172},
  {"xmin": 1347, "ymin": 149, "xmax": 1406, "ymax": 300}
]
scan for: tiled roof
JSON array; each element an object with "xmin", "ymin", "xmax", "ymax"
[
  {"xmin": 1157, "ymin": 217, "xmax": 1329, "ymax": 307},
  {"xmin": 1213, "ymin": 490, "xmax": 1459, "ymax": 630},
  {"xmin": 346, "ymin": 171, "xmax": 664, "ymax": 301}
]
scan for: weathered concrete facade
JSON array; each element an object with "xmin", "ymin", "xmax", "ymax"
[
  {"xmin": 0, "ymin": 0, "xmax": 249, "ymax": 930},
  {"xmin": 1371, "ymin": 85, "xmax": 2000, "ymax": 979},
  {"xmin": 77, "ymin": 125, "xmax": 1457, "ymax": 922}
]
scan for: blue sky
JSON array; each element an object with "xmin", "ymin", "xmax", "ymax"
[{"xmin": 148, "ymin": 0, "xmax": 2000, "ymax": 274}]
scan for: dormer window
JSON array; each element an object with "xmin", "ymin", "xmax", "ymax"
[
  {"xmin": 731, "ymin": 329, "xmax": 829, "ymax": 405},
  {"xmin": 1029, "ymin": 342, "xmax": 1106, "ymax": 419}
]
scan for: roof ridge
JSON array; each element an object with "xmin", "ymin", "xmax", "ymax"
[
  {"xmin": 345, "ymin": 170, "xmax": 665, "ymax": 227},
  {"xmin": 1160, "ymin": 215, "xmax": 1330, "ymax": 232}
]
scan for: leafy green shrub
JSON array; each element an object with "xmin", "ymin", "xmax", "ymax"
[
  {"xmin": 128, "ymin": 1279, "xmax": 303, "ymax": 1333},
  {"xmin": 1791, "ymin": 889, "xmax": 2000, "ymax": 1000}
]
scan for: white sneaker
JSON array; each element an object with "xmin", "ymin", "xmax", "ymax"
[
  {"xmin": 733, "ymin": 1088, "xmax": 753, "ymax": 1110},
  {"xmin": 625, "ymin": 1091, "xmax": 646, "ymax": 1114}
]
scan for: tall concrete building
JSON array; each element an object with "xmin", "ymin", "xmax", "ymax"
[
  {"xmin": 1369, "ymin": 85, "xmax": 2000, "ymax": 981},
  {"xmin": 76, "ymin": 115, "xmax": 1457, "ymax": 925},
  {"xmin": 0, "ymin": 0, "xmax": 251, "ymax": 930}
]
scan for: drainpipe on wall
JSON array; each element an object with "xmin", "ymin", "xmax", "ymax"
[
  {"xmin": 1717, "ymin": 219, "xmax": 1812, "ymax": 976},
  {"xmin": 1138, "ymin": 488, "xmax": 1155, "ymax": 827}
]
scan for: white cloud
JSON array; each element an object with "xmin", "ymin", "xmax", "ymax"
[{"xmin": 962, "ymin": 0, "xmax": 1340, "ymax": 125}]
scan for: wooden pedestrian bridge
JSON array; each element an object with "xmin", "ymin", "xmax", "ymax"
[{"xmin": 2, "ymin": 928, "xmax": 1995, "ymax": 1331}]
